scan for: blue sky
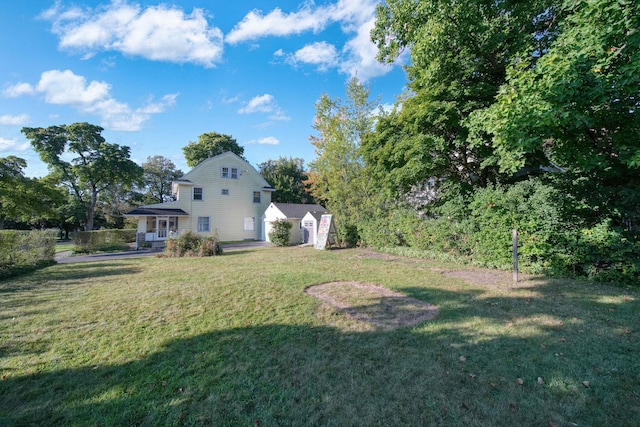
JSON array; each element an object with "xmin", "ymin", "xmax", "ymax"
[{"xmin": 0, "ymin": 0, "xmax": 407, "ymax": 177}]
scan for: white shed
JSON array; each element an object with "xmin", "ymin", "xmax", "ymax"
[
  {"xmin": 301, "ymin": 211, "xmax": 325, "ymax": 245},
  {"xmin": 263, "ymin": 203, "xmax": 328, "ymax": 245}
]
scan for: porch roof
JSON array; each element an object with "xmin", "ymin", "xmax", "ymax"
[{"xmin": 125, "ymin": 208, "xmax": 189, "ymax": 216}]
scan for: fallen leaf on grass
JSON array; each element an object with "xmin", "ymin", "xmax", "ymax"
[
  {"xmin": 582, "ymin": 381, "xmax": 590, "ymax": 388},
  {"xmin": 459, "ymin": 356, "xmax": 466, "ymax": 362},
  {"xmin": 516, "ymin": 378, "xmax": 524, "ymax": 385},
  {"xmin": 537, "ymin": 377, "xmax": 544, "ymax": 385}
]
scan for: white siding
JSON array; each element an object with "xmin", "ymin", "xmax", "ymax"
[
  {"xmin": 263, "ymin": 204, "xmax": 303, "ymax": 245},
  {"xmin": 177, "ymin": 153, "xmax": 272, "ymax": 241}
]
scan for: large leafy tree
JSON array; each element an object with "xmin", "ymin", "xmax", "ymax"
[
  {"xmin": 307, "ymin": 77, "xmax": 378, "ymax": 243},
  {"xmin": 474, "ymin": 0, "xmax": 640, "ymax": 175},
  {"xmin": 0, "ymin": 156, "xmax": 62, "ymax": 229},
  {"xmin": 140, "ymin": 155, "xmax": 183, "ymax": 204},
  {"xmin": 183, "ymin": 132, "xmax": 245, "ymax": 168},
  {"xmin": 366, "ymin": 0, "xmax": 559, "ymax": 203},
  {"xmin": 22, "ymin": 123, "xmax": 143, "ymax": 231},
  {"xmin": 471, "ymin": 0, "xmax": 640, "ymax": 230},
  {"xmin": 258, "ymin": 157, "xmax": 315, "ymax": 204}
]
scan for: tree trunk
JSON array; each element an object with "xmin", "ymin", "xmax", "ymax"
[{"xmin": 85, "ymin": 189, "xmax": 98, "ymax": 231}]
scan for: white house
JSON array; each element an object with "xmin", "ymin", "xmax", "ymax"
[
  {"xmin": 263, "ymin": 202, "xmax": 328, "ymax": 245},
  {"xmin": 126, "ymin": 152, "xmax": 274, "ymax": 245}
]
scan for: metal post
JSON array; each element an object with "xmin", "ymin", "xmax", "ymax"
[{"xmin": 512, "ymin": 229, "xmax": 518, "ymax": 283}]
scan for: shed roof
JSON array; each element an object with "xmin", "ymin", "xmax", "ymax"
[{"xmin": 272, "ymin": 203, "xmax": 327, "ymax": 219}]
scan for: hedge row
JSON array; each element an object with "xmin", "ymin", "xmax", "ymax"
[
  {"xmin": 359, "ymin": 178, "xmax": 640, "ymax": 286},
  {"xmin": 163, "ymin": 231, "xmax": 222, "ymax": 257},
  {"xmin": 71, "ymin": 229, "xmax": 137, "ymax": 253},
  {"xmin": 0, "ymin": 230, "xmax": 57, "ymax": 278}
]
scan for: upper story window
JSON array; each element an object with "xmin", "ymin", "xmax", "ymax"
[
  {"xmin": 193, "ymin": 187, "xmax": 203, "ymax": 200},
  {"xmin": 221, "ymin": 189, "xmax": 229, "ymax": 195},
  {"xmin": 221, "ymin": 166, "xmax": 239, "ymax": 179},
  {"xmin": 253, "ymin": 191, "xmax": 261, "ymax": 203}
]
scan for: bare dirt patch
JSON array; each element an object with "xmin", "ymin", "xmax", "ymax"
[
  {"xmin": 442, "ymin": 269, "xmax": 533, "ymax": 287},
  {"xmin": 305, "ymin": 281, "xmax": 439, "ymax": 331}
]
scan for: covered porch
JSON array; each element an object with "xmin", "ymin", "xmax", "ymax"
[{"xmin": 125, "ymin": 208, "xmax": 189, "ymax": 248}]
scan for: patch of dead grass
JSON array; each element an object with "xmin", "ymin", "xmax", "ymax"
[{"xmin": 305, "ymin": 281, "xmax": 438, "ymax": 331}]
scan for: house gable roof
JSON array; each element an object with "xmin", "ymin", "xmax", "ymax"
[
  {"xmin": 180, "ymin": 151, "xmax": 272, "ymax": 189},
  {"xmin": 302, "ymin": 211, "xmax": 325, "ymax": 222},
  {"xmin": 271, "ymin": 203, "xmax": 327, "ymax": 219}
]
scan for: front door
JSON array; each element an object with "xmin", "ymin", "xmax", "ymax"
[
  {"xmin": 303, "ymin": 220, "xmax": 315, "ymax": 244},
  {"xmin": 158, "ymin": 217, "xmax": 169, "ymax": 239}
]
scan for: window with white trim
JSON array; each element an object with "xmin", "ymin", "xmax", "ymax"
[
  {"xmin": 231, "ymin": 168, "xmax": 238, "ymax": 179},
  {"xmin": 243, "ymin": 217, "xmax": 255, "ymax": 231},
  {"xmin": 193, "ymin": 187, "xmax": 203, "ymax": 200},
  {"xmin": 253, "ymin": 191, "xmax": 261, "ymax": 203},
  {"xmin": 221, "ymin": 167, "xmax": 229, "ymax": 178},
  {"xmin": 197, "ymin": 216, "xmax": 210, "ymax": 232},
  {"xmin": 221, "ymin": 189, "xmax": 229, "ymax": 195}
]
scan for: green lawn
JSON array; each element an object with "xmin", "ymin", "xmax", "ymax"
[
  {"xmin": 1, "ymin": 247, "xmax": 638, "ymax": 426},
  {"xmin": 54, "ymin": 243, "xmax": 75, "ymax": 253}
]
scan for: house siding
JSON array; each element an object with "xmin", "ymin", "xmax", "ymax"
[
  {"xmin": 175, "ymin": 154, "xmax": 271, "ymax": 241},
  {"xmin": 130, "ymin": 152, "xmax": 272, "ymax": 242}
]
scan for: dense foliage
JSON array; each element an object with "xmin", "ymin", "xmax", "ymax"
[
  {"xmin": 343, "ymin": 0, "xmax": 640, "ymax": 284},
  {"xmin": 308, "ymin": 77, "xmax": 379, "ymax": 246},
  {"xmin": 164, "ymin": 230, "xmax": 222, "ymax": 257},
  {"xmin": 268, "ymin": 219, "xmax": 293, "ymax": 247},
  {"xmin": 0, "ymin": 230, "xmax": 56, "ymax": 278},
  {"xmin": 182, "ymin": 132, "xmax": 245, "ymax": 168},
  {"xmin": 0, "ymin": 156, "xmax": 62, "ymax": 230},
  {"xmin": 139, "ymin": 156, "xmax": 183, "ymax": 204},
  {"xmin": 259, "ymin": 157, "xmax": 315, "ymax": 204},
  {"xmin": 22, "ymin": 123, "xmax": 143, "ymax": 231},
  {"xmin": 71, "ymin": 229, "xmax": 137, "ymax": 253}
]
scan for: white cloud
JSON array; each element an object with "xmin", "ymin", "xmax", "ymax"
[
  {"xmin": 41, "ymin": 0, "xmax": 224, "ymax": 67},
  {"xmin": 6, "ymin": 69, "xmax": 178, "ymax": 131},
  {"xmin": 239, "ymin": 94, "xmax": 276, "ymax": 114},
  {"xmin": 0, "ymin": 137, "xmax": 30, "ymax": 152},
  {"xmin": 238, "ymin": 94, "xmax": 290, "ymax": 121},
  {"xmin": 226, "ymin": 4, "xmax": 328, "ymax": 44},
  {"xmin": 227, "ymin": 0, "xmax": 377, "ymax": 44},
  {"xmin": 338, "ymin": 17, "xmax": 394, "ymax": 81},
  {"xmin": 37, "ymin": 69, "xmax": 110, "ymax": 105},
  {"xmin": 287, "ymin": 42, "xmax": 338, "ymax": 71},
  {"xmin": 0, "ymin": 114, "xmax": 30, "ymax": 126},
  {"xmin": 230, "ymin": 0, "xmax": 399, "ymax": 81},
  {"xmin": 246, "ymin": 136, "xmax": 280, "ymax": 145},
  {"xmin": 3, "ymin": 83, "xmax": 35, "ymax": 98}
]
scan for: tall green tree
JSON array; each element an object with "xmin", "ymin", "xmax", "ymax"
[
  {"xmin": 140, "ymin": 155, "xmax": 183, "ymax": 204},
  {"xmin": 183, "ymin": 132, "xmax": 244, "ymax": 168},
  {"xmin": 0, "ymin": 156, "xmax": 62, "ymax": 229},
  {"xmin": 22, "ymin": 123, "xmax": 143, "ymax": 231},
  {"xmin": 308, "ymin": 77, "xmax": 378, "ymax": 243},
  {"xmin": 366, "ymin": 0, "xmax": 559, "ymax": 203},
  {"xmin": 473, "ymin": 0, "xmax": 640, "ymax": 175},
  {"xmin": 258, "ymin": 157, "xmax": 315, "ymax": 204}
]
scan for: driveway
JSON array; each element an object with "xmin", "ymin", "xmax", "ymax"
[{"xmin": 55, "ymin": 241, "xmax": 272, "ymax": 264}]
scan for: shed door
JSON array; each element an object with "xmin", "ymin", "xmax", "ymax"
[{"xmin": 303, "ymin": 220, "xmax": 315, "ymax": 244}]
